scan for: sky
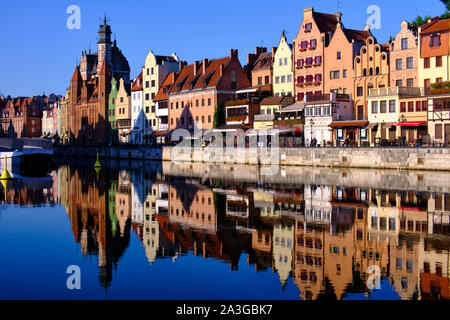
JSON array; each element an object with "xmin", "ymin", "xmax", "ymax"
[{"xmin": 0, "ymin": 0, "xmax": 446, "ymax": 97}]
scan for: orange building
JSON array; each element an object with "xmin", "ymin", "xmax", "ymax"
[
  {"xmin": 324, "ymin": 23, "xmax": 371, "ymax": 96},
  {"xmin": 353, "ymin": 36, "xmax": 390, "ymax": 120},
  {"xmin": 293, "ymin": 8, "xmax": 340, "ymax": 102},
  {"xmin": 167, "ymin": 49, "xmax": 250, "ymax": 131},
  {"xmin": 389, "ymin": 21, "xmax": 419, "ymax": 88}
]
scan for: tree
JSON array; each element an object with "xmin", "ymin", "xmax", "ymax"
[
  {"xmin": 213, "ymin": 101, "xmax": 226, "ymax": 128},
  {"xmin": 410, "ymin": 0, "xmax": 450, "ymax": 28}
]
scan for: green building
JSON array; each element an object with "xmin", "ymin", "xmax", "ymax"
[{"xmin": 108, "ymin": 78, "xmax": 119, "ymax": 145}]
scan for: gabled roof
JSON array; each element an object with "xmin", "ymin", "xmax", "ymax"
[
  {"xmin": 343, "ymin": 28, "xmax": 371, "ymax": 42},
  {"xmin": 71, "ymin": 66, "xmax": 82, "ymax": 83},
  {"xmin": 98, "ymin": 59, "xmax": 111, "ymax": 76},
  {"xmin": 170, "ymin": 56, "xmax": 231, "ymax": 93},
  {"xmin": 313, "ymin": 12, "xmax": 339, "ymax": 33},
  {"xmin": 154, "ymin": 73, "xmax": 175, "ymax": 102},
  {"xmin": 260, "ymin": 97, "xmax": 285, "ymax": 106},
  {"xmin": 421, "ymin": 18, "xmax": 450, "ymax": 34},
  {"xmin": 252, "ymin": 52, "xmax": 273, "ymax": 72},
  {"xmin": 131, "ymin": 71, "xmax": 143, "ymax": 92}
]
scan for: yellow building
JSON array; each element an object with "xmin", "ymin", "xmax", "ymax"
[
  {"xmin": 143, "ymin": 183, "xmax": 160, "ymax": 263},
  {"xmin": 59, "ymin": 90, "xmax": 70, "ymax": 145},
  {"xmin": 273, "ymin": 31, "xmax": 293, "ymax": 97},
  {"xmin": 115, "ymin": 78, "xmax": 131, "ymax": 143},
  {"xmin": 367, "ymin": 87, "xmax": 427, "ymax": 145},
  {"xmin": 272, "ymin": 223, "xmax": 294, "ymax": 287},
  {"xmin": 142, "ymin": 51, "xmax": 180, "ymax": 137},
  {"xmin": 253, "ymin": 96, "xmax": 294, "ymax": 130}
]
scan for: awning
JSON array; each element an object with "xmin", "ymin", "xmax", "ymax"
[
  {"xmin": 278, "ymin": 102, "xmax": 305, "ymax": 113},
  {"xmin": 381, "ymin": 122, "xmax": 395, "ymax": 129},
  {"xmin": 366, "ymin": 123, "xmax": 378, "ymax": 130},
  {"xmin": 329, "ymin": 120, "xmax": 369, "ymax": 128},
  {"xmin": 393, "ymin": 121, "xmax": 427, "ymax": 127},
  {"xmin": 247, "ymin": 127, "xmax": 301, "ymax": 136},
  {"xmin": 153, "ymin": 130, "xmax": 168, "ymax": 137}
]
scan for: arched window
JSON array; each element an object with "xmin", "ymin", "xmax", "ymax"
[
  {"xmin": 376, "ymin": 67, "xmax": 380, "ymax": 75},
  {"xmin": 363, "ymin": 68, "xmax": 367, "ymax": 76},
  {"xmin": 369, "ymin": 68, "xmax": 374, "ymax": 76}
]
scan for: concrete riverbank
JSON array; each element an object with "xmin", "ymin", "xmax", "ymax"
[{"xmin": 56, "ymin": 145, "xmax": 450, "ymax": 171}]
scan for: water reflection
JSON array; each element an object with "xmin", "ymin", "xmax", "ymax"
[{"xmin": 2, "ymin": 163, "xmax": 450, "ymax": 300}]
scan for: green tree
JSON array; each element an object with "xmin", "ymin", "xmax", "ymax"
[
  {"xmin": 410, "ymin": 0, "xmax": 450, "ymax": 28},
  {"xmin": 213, "ymin": 101, "xmax": 226, "ymax": 128}
]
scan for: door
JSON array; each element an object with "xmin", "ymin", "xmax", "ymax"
[{"xmin": 445, "ymin": 124, "xmax": 450, "ymax": 145}]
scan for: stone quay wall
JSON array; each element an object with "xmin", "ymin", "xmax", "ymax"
[{"xmin": 56, "ymin": 146, "xmax": 450, "ymax": 171}]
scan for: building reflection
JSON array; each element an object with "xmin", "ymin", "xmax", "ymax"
[{"xmin": 11, "ymin": 165, "xmax": 448, "ymax": 299}]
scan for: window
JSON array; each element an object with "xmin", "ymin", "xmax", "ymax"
[
  {"xmin": 145, "ymin": 94, "xmax": 149, "ymax": 101},
  {"xmin": 208, "ymin": 115, "xmax": 211, "ymax": 123},
  {"xmin": 357, "ymin": 86, "xmax": 363, "ymax": 97},
  {"xmin": 407, "ymin": 78, "xmax": 414, "ymax": 87},
  {"xmin": 430, "ymin": 34, "xmax": 441, "ymax": 47},
  {"xmin": 343, "ymin": 69, "xmax": 347, "ymax": 78},
  {"xmin": 389, "ymin": 100, "xmax": 396, "ymax": 113},
  {"xmin": 306, "ymin": 57, "xmax": 314, "ymax": 66},
  {"xmin": 371, "ymin": 101, "xmax": 378, "ymax": 113},
  {"xmin": 337, "ymin": 51, "xmax": 341, "ymax": 60},
  {"xmin": 281, "ymin": 76, "xmax": 286, "ymax": 83},
  {"xmin": 315, "ymin": 56, "xmax": 322, "ymax": 65},
  {"xmin": 408, "ymin": 101, "xmax": 414, "ymax": 112},
  {"xmin": 424, "ymin": 58, "xmax": 430, "ymax": 69},
  {"xmin": 407, "ymin": 57, "xmax": 414, "ymax": 69},
  {"xmin": 287, "ymin": 75, "xmax": 292, "ymax": 82},
  {"xmin": 300, "ymin": 41, "xmax": 308, "ymax": 49},
  {"xmin": 297, "ymin": 76, "xmax": 305, "ymax": 84},
  {"xmin": 437, "ymin": 77, "xmax": 443, "ymax": 83},
  {"xmin": 396, "ymin": 59, "xmax": 402, "ymax": 70},
  {"xmin": 145, "ymin": 81, "xmax": 149, "ymax": 88},
  {"xmin": 279, "ymin": 58, "xmax": 283, "ymax": 66},
  {"xmin": 258, "ymin": 77, "xmax": 262, "ymax": 85},
  {"xmin": 416, "ymin": 101, "xmax": 422, "ymax": 112},
  {"xmin": 208, "ymin": 98, "xmax": 211, "ymax": 105},
  {"xmin": 284, "ymin": 57, "xmax": 288, "ymax": 65},
  {"xmin": 297, "ymin": 59, "xmax": 304, "ymax": 67},
  {"xmin": 330, "ymin": 71, "xmax": 340, "ymax": 79},
  {"xmin": 436, "ymin": 56, "xmax": 443, "ymax": 67},
  {"xmin": 424, "ymin": 79, "xmax": 431, "ymax": 88},
  {"xmin": 400, "ymin": 102, "xmax": 406, "ymax": 112},
  {"xmin": 396, "ymin": 79, "xmax": 403, "ymax": 87},
  {"xmin": 422, "ymin": 100, "xmax": 428, "ymax": 111},
  {"xmin": 380, "ymin": 100, "xmax": 387, "ymax": 113},
  {"xmin": 401, "ymin": 38, "xmax": 408, "ymax": 50},
  {"xmin": 310, "ymin": 39, "xmax": 317, "ymax": 48},
  {"xmin": 151, "ymin": 80, "xmax": 155, "ymax": 87},
  {"xmin": 275, "ymin": 76, "xmax": 280, "ymax": 84},
  {"xmin": 305, "ymin": 23, "xmax": 312, "ymax": 31}
]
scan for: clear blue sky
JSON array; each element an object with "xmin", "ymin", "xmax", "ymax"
[{"xmin": 0, "ymin": 0, "xmax": 446, "ymax": 97}]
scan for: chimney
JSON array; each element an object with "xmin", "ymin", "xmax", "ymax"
[
  {"xmin": 194, "ymin": 61, "xmax": 200, "ymax": 76},
  {"xmin": 272, "ymin": 47, "xmax": 276, "ymax": 58},
  {"xmin": 303, "ymin": 7, "xmax": 314, "ymax": 15},
  {"xmin": 334, "ymin": 12, "xmax": 342, "ymax": 22},
  {"xmin": 202, "ymin": 58, "xmax": 209, "ymax": 74},
  {"xmin": 364, "ymin": 24, "xmax": 371, "ymax": 32},
  {"xmin": 220, "ymin": 64, "xmax": 224, "ymax": 76}
]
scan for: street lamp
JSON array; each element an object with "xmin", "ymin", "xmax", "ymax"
[{"xmin": 398, "ymin": 114, "xmax": 406, "ymax": 146}]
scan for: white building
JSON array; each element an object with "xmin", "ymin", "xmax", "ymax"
[{"xmin": 131, "ymin": 71, "xmax": 145, "ymax": 145}]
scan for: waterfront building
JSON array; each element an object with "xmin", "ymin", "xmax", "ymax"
[
  {"xmin": 142, "ymin": 51, "xmax": 181, "ymax": 140},
  {"xmin": 220, "ymin": 98, "xmax": 260, "ymax": 132},
  {"xmin": 130, "ymin": 71, "xmax": 144, "ymax": 145},
  {"xmin": 246, "ymin": 47, "xmax": 274, "ymax": 95},
  {"xmin": 304, "ymin": 92, "xmax": 353, "ymax": 146},
  {"xmin": 253, "ymin": 96, "xmax": 295, "ymax": 130},
  {"xmin": 168, "ymin": 49, "xmax": 250, "ymax": 131},
  {"xmin": 131, "ymin": 171, "xmax": 144, "ymax": 225},
  {"xmin": 367, "ymin": 87, "xmax": 427, "ymax": 145},
  {"xmin": 389, "ymin": 21, "xmax": 419, "ymax": 88},
  {"xmin": 293, "ymin": 8, "xmax": 340, "ymax": 102},
  {"xmin": 1, "ymin": 97, "xmax": 42, "ymax": 138},
  {"xmin": 42, "ymin": 101, "xmax": 57, "ymax": 137},
  {"xmin": 418, "ymin": 17, "xmax": 450, "ymax": 90},
  {"xmin": 115, "ymin": 78, "xmax": 131, "ymax": 144},
  {"xmin": 143, "ymin": 182, "xmax": 160, "ymax": 263},
  {"xmin": 325, "ymin": 23, "xmax": 371, "ymax": 97},
  {"xmin": 153, "ymin": 73, "xmax": 176, "ymax": 143},
  {"xmin": 353, "ymin": 35, "xmax": 390, "ymax": 120},
  {"xmin": 68, "ymin": 18, "xmax": 130, "ymax": 146},
  {"xmin": 273, "ymin": 31, "xmax": 293, "ymax": 97},
  {"xmin": 108, "ymin": 77, "xmax": 119, "ymax": 145},
  {"xmin": 426, "ymin": 87, "xmax": 450, "ymax": 145},
  {"xmin": 116, "ymin": 170, "xmax": 131, "ymax": 236}
]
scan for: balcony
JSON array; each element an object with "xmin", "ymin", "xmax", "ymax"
[
  {"xmin": 158, "ymin": 123, "xmax": 168, "ymax": 131},
  {"xmin": 117, "ymin": 118, "xmax": 131, "ymax": 129},
  {"xmin": 254, "ymin": 114, "xmax": 275, "ymax": 122},
  {"xmin": 368, "ymin": 87, "xmax": 423, "ymax": 97}
]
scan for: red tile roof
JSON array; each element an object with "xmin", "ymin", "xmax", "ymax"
[
  {"xmin": 154, "ymin": 73, "xmax": 175, "ymax": 102},
  {"xmin": 313, "ymin": 12, "xmax": 339, "ymax": 33},
  {"xmin": 170, "ymin": 56, "xmax": 231, "ymax": 94},
  {"xmin": 344, "ymin": 28, "xmax": 371, "ymax": 42},
  {"xmin": 421, "ymin": 18, "xmax": 450, "ymax": 34},
  {"xmin": 131, "ymin": 71, "xmax": 143, "ymax": 92},
  {"xmin": 71, "ymin": 66, "xmax": 82, "ymax": 83}
]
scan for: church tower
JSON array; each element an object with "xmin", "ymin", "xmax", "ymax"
[{"xmin": 97, "ymin": 15, "xmax": 112, "ymax": 74}]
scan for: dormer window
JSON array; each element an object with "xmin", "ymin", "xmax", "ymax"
[
  {"xmin": 304, "ymin": 23, "xmax": 312, "ymax": 31},
  {"xmin": 430, "ymin": 34, "xmax": 441, "ymax": 47}
]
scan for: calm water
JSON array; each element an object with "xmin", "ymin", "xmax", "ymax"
[{"xmin": 0, "ymin": 161, "xmax": 449, "ymax": 300}]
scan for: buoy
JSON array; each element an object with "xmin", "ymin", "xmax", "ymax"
[
  {"xmin": 94, "ymin": 152, "xmax": 102, "ymax": 168},
  {"xmin": 0, "ymin": 156, "xmax": 12, "ymax": 180},
  {"xmin": 1, "ymin": 179, "xmax": 9, "ymax": 203}
]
